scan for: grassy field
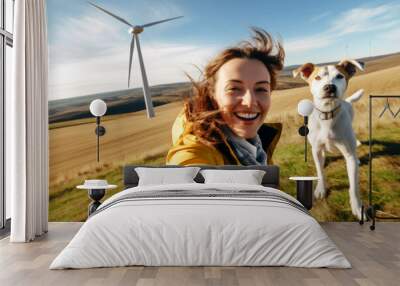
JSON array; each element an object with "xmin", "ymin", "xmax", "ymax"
[
  {"xmin": 49, "ymin": 55, "xmax": 400, "ymax": 222},
  {"xmin": 277, "ymin": 121, "xmax": 400, "ymax": 221}
]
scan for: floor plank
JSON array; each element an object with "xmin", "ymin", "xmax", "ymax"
[{"xmin": 0, "ymin": 222, "xmax": 399, "ymax": 286}]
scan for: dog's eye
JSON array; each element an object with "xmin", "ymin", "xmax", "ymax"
[
  {"xmin": 336, "ymin": 74, "xmax": 344, "ymax": 79},
  {"xmin": 315, "ymin": 76, "xmax": 321, "ymax": 80}
]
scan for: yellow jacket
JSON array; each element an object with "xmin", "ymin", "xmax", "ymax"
[{"xmin": 166, "ymin": 109, "xmax": 282, "ymax": 166}]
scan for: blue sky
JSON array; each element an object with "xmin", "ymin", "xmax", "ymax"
[{"xmin": 47, "ymin": 0, "xmax": 400, "ymax": 100}]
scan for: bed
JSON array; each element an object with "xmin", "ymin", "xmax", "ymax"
[{"xmin": 50, "ymin": 165, "xmax": 351, "ymax": 269}]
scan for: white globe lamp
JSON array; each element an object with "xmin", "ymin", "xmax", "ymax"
[
  {"xmin": 90, "ymin": 99, "xmax": 107, "ymax": 117},
  {"xmin": 89, "ymin": 99, "xmax": 107, "ymax": 162},
  {"xmin": 297, "ymin": 99, "xmax": 314, "ymax": 162},
  {"xmin": 297, "ymin": 99, "xmax": 314, "ymax": 117}
]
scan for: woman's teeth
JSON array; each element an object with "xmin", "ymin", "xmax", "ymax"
[{"xmin": 234, "ymin": 112, "xmax": 260, "ymax": 120}]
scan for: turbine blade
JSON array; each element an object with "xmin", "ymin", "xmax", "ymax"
[
  {"xmin": 88, "ymin": 1, "xmax": 133, "ymax": 27},
  {"xmin": 141, "ymin": 16, "xmax": 183, "ymax": 28},
  {"xmin": 128, "ymin": 35, "xmax": 135, "ymax": 88}
]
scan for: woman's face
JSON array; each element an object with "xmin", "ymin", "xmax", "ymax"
[{"xmin": 214, "ymin": 58, "xmax": 271, "ymax": 139}]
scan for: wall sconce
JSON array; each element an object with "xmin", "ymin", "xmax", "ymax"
[
  {"xmin": 89, "ymin": 99, "xmax": 107, "ymax": 162},
  {"xmin": 297, "ymin": 99, "xmax": 314, "ymax": 162}
]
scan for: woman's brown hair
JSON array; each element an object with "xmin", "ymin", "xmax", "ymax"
[{"xmin": 185, "ymin": 27, "xmax": 285, "ymax": 146}]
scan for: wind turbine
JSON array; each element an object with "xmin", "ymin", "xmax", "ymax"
[{"xmin": 88, "ymin": 1, "xmax": 183, "ymax": 118}]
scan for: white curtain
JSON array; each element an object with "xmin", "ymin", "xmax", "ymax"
[{"xmin": 7, "ymin": 0, "xmax": 49, "ymax": 242}]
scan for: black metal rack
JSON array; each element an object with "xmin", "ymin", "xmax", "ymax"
[{"xmin": 360, "ymin": 95, "xmax": 400, "ymax": 230}]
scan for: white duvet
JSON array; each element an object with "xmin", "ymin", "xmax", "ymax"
[{"xmin": 50, "ymin": 183, "xmax": 351, "ymax": 269}]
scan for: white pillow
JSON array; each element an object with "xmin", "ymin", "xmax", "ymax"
[
  {"xmin": 200, "ymin": 169, "xmax": 266, "ymax": 185},
  {"xmin": 135, "ymin": 167, "xmax": 200, "ymax": 186}
]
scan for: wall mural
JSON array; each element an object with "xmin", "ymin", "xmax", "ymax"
[{"xmin": 47, "ymin": 0, "xmax": 400, "ymax": 222}]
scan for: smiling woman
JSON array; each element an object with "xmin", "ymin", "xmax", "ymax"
[{"xmin": 166, "ymin": 28, "xmax": 285, "ymax": 166}]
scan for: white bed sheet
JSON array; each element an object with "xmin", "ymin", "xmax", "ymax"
[{"xmin": 50, "ymin": 183, "xmax": 351, "ymax": 269}]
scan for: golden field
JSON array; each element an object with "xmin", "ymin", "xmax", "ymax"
[{"xmin": 49, "ymin": 53, "xmax": 400, "ymax": 221}]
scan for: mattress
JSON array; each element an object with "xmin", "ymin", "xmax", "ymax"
[{"xmin": 50, "ymin": 183, "xmax": 351, "ymax": 269}]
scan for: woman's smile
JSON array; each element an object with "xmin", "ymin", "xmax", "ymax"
[{"xmin": 234, "ymin": 112, "xmax": 260, "ymax": 121}]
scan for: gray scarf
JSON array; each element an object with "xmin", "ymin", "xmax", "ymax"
[{"xmin": 222, "ymin": 126, "xmax": 267, "ymax": 165}]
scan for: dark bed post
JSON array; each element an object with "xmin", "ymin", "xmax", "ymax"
[{"xmin": 296, "ymin": 180, "xmax": 313, "ymax": 210}]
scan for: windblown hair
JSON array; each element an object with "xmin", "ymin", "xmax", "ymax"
[{"xmin": 185, "ymin": 27, "xmax": 285, "ymax": 146}]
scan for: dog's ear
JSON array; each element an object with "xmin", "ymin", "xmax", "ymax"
[
  {"xmin": 292, "ymin": 63, "xmax": 315, "ymax": 81},
  {"xmin": 337, "ymin": 59, "xmax": 364, "ymax": 77}
]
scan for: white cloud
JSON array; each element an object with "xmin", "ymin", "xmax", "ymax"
[
  {"xmin": 330, "ymin": 3, "xmax": 400, "ymax": 36},
  {"xmin": 284, "ymin": 33, "xmax": 334, "ymax": 53},
  {"xmin": 376, "ymin": 26, "xmax": 400, "ymax": 55},
  {"xmin": 49, "ymin": 12, "xmax": 127, "ymax": 65},
  {"xmin": 285, "ymin": 2, "xmax": 400, "ymax": 55},
  {"xmin": 380, "ymin": 27, "xmax": 400, "ymax": 41},
  {"xmin": 309, "ymin": 11, "xmax": 331, "ymax": 24},
  {"xmin": 49, "ymin": 40, "xmax": 218, "ymax": 100},
  {"xmin": 130, "ymin": 0, "xmax": 185, "ymax": 23}
]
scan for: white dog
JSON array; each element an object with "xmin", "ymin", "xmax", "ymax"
[{"xmin": 293, "ymin": 59, "xmax": 364, "ymax": 219}]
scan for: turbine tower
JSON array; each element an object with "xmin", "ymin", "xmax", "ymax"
[{"xmin": 89, "ymin": 2, "xmax": 183, "ymax": 118}]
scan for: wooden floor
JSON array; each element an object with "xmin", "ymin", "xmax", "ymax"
[{"xmin": 0, "ymin": 222, "xmax": 399, "ymax": 286}]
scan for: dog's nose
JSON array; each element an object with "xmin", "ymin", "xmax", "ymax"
[{"xmin": 323, "ymin": 84, "xmax": 336, "ymax": 93}]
